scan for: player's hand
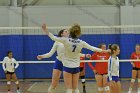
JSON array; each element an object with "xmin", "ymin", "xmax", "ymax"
[
  {"xmin": 131, "ymin": 62, "xmax": 135, "ymax": 67},
  {"xmin": 37, "ymin": 55, "xmax": 43, "ymax": 60},
  {"xmin": 42, "ymin": 24, "xmax": 49, "ymax": 34},
  {"xmin": 80, "ymin": 69, "xmax": 85, "ymax": 75},
  {"xmin": 93, "ymin": 70, "xmax": 97, "ymax": 75},
  {"xmin": 42, "ymin": 24, "xmax": 47, "ymax": 30},
  {"xmin": 85, "ymin": 54, "xmax": 91, "ymax": 58}
]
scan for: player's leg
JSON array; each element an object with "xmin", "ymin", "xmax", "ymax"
[
  {"xmin": 48, "ymin": 59, "xmax": 63, "ymax": 93},
  {"xmin": 95, "ymin": 74, "xmax": 104, "ymax": 93},
  {"xmin": 137, "ymin": 70, "xmax": 140, "ymax": 93},
  {"xmin": 48, "ymin": 69, "xmax": 62, "ymax": 93},
  {"xmin": 113, "ymin": 82, "xmax": 118, "ymax": 93},
  {"xmin": 117, "ymin": 81, "xmax": 122, "ymax": 93},
  {"xmin": 109, "ymin": 77, "xmax": 117, "ymax": 93},
  {"xmin": 6, "ymin": 73, "xmax": 11, "ymax": 93},
  {"xmin": 128, "ymin": 68, "xmax": 137, "ymax": 93},
  {"xmin": 110, "ymin": 81, "xmax": 116, "ymax": 93},
  {"xmin": 112, "ymin": 76, "xmax": 121, "ymax": 93},
  {"xmin": 80, "ymin": 67, "xmax": 86, "ymax": 93},
  {"xmin": 12, "ymin": 73, "xmax": 20, "ymax": 93},
  {"xmin": 63, "ymin": 67, "xmax": 73, "ymax": 93},
  {"xmin": 103, "ymin": 75, "xmax": 110, "ymax": 93},
  {"xmin": 73, "ymin": 72, "xmax": 80, "ymax": 93}
]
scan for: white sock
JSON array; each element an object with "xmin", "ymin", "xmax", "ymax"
[
  {"xmin": 48, "ymin": 85, "xmax": 55, "ymax": 93},
  {"xmin": 128, "ymin": 87, "xmax": 132, "ymax": 93},
  {"xmin": 73, "ymin": 88, "xmax": 79, "ymax": 93},
  {"xmin": 129, "ymin": 87, "xmax": 132, "ymax": 91},
  {"xmin": 66, "ymin": 89, "xmax": 72, "ymax": 93},
  {"xmin": 138, "ymin": 88, "xmax": 140, "ymax": 93}
]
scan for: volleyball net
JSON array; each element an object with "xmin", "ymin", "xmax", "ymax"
[
  {"xmin": 0, "ymin": 25, "xmax": 140, "ymax": 78},
  {"xmin": 0, "ymin": 25, "xmax": 140, "ymax": 63}
]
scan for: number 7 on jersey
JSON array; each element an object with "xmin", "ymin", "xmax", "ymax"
[{"xmin": 72, "ymin": 45, "xmax": 77, "ymax": 52}]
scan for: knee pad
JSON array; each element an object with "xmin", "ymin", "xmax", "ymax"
[
  {"xmin": 66, "ymin": 89, "xmax": 72, "ymax": 93},
  {"xmin": 15, "ymin": 81, "xmax": 19, "ymax": 84},
  {"xmin": 131, "ymin": 79, "xmax": 135, "ymax": 83},
  {"xmin": 80, "ymin": 76, "xmax": 85, "ymax": 82},
  {"xmin": 48, "ymin": 86, "xmax": 56, "ymax": 93},
  {"xmin": 73, "ymin": 88, "xmax": 79, "ymax": 93},
  {"xmin": 7, "ymin": 81, "xmax": 11, "ymax": 85},
  {"xmin": 104, "ymin": 86, "xmax": 110, "ymax": 91},
  {"xmin": 138, "ymin": 79, "xmax": 140, "ymax": 83},
  {"xmin": 81, "ymin": 79, "xmax": 85, "ymax": 82},
  {"xmin": 98, "ymin": 87, "xmax": 103, "ymax": 91}
]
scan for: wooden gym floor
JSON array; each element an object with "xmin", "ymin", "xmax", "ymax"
[{"xmin": 0, "ymin": 79, "xmax": 138, "ymax": 93}]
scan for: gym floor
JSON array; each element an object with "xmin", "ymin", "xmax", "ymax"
[{"xmin": 0, "ymin": 79, "xmax": 138, "ymax": 93}]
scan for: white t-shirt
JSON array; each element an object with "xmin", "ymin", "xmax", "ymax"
[
  {"xmin": 108, "ymin": 56, "xmax": 119, "ymax": 81},
  {"xmin": 2, "ymin": 57, "xmax": 19, "ymax": 72},
  {"xmin": 48, "ymin": 33, "xmax": 102, "ymax": 68}
]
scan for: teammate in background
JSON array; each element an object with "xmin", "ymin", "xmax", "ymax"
[
  {"xmin": 128, "ymin": 44, "xmax": 140, "ymax": 93},
  {"xmin": 37, "ymin": 29, "xmax": 69, "ymax": 93},
  {"xmin": 80, "ymin": 53, "xmax": 91, "ymax": 93},
  {"xmin": 2, "ymin": 51, "xmax": 20, "ymax": 93},
  {"xmin": 108, "ymin": 44, "xmax": 121, "ymax": 93},
  {"xmin": 88, "ymin": 43, "xmax": 110, "ymax": 93},
  {"xmin": 42, "ymin": 23, "xmax": 110, "ymax": 93}
]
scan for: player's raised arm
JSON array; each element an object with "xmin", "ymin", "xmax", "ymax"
[
  {"xmin": 42, "ymin": 24, "xmax": 66, "ymax": 44},
  {"xmin": 42, "ymin": 24, "xmax": 49, "ymax": 35}
]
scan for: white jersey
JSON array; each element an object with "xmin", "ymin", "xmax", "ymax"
[
  {"xmin": 108, "ymin": 56, "xmax": 119, "ymax": 81},
  {"xmin": 40, "ymin": 41, "xmax": 64, "ymax": 61},
  {"xmin": 48, "ymin": 33, "xmax": 102, "ymax": 68},
  {"xmin": 2, "ymin": 57, "xmax": 19, "ymax": 72}
]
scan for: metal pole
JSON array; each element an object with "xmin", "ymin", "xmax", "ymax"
[
  {"xmin": 69, "ymin": 0, "xmax": 73, "ymax": 5},
  {"xmin": 13, "ymin": 0, "xmax": 18, "ymax": 6}
]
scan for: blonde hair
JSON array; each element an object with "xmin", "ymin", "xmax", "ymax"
[{"xmin": 69, "ymin": 24, "xmax": 81, "ymax": 38}]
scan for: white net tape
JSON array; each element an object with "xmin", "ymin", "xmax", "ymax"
[
  {"xmin": 0, "ymin": 25, "xmax": 140, "ymax": 35},
  {"xmin": 0, "ymin": 25, "xmax": 140, "ymax": 29}
]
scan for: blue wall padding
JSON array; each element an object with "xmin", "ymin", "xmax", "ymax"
[{"xmin": 0, "ymin": 34, "xmax": 140, "ymax": 79}]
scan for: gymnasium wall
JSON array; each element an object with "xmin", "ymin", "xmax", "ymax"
[
  {"xmin": 0, "ymin": 34, "xmax": 139, "ymax": 79},
  {"xmin": 1, "ymin": 6, "xmax": 140, "ymax": 26},
  {"xmin": 23, "ymin": 6, "xmax": 120, "ymax": 26},
  {"xmin": 0, "ymin": 6, "xmax": 140, "ymax": 27},
  {"xmin": 0, "ymin": 7, "xmax": 9, "ymax": 26},
  {"xmin": 0, "ymin": 6, "xmax": 119, "ymax": 26},
  {"xmin": 0, "ymin": 5, "xmax": 140, "ymax": 79}
]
